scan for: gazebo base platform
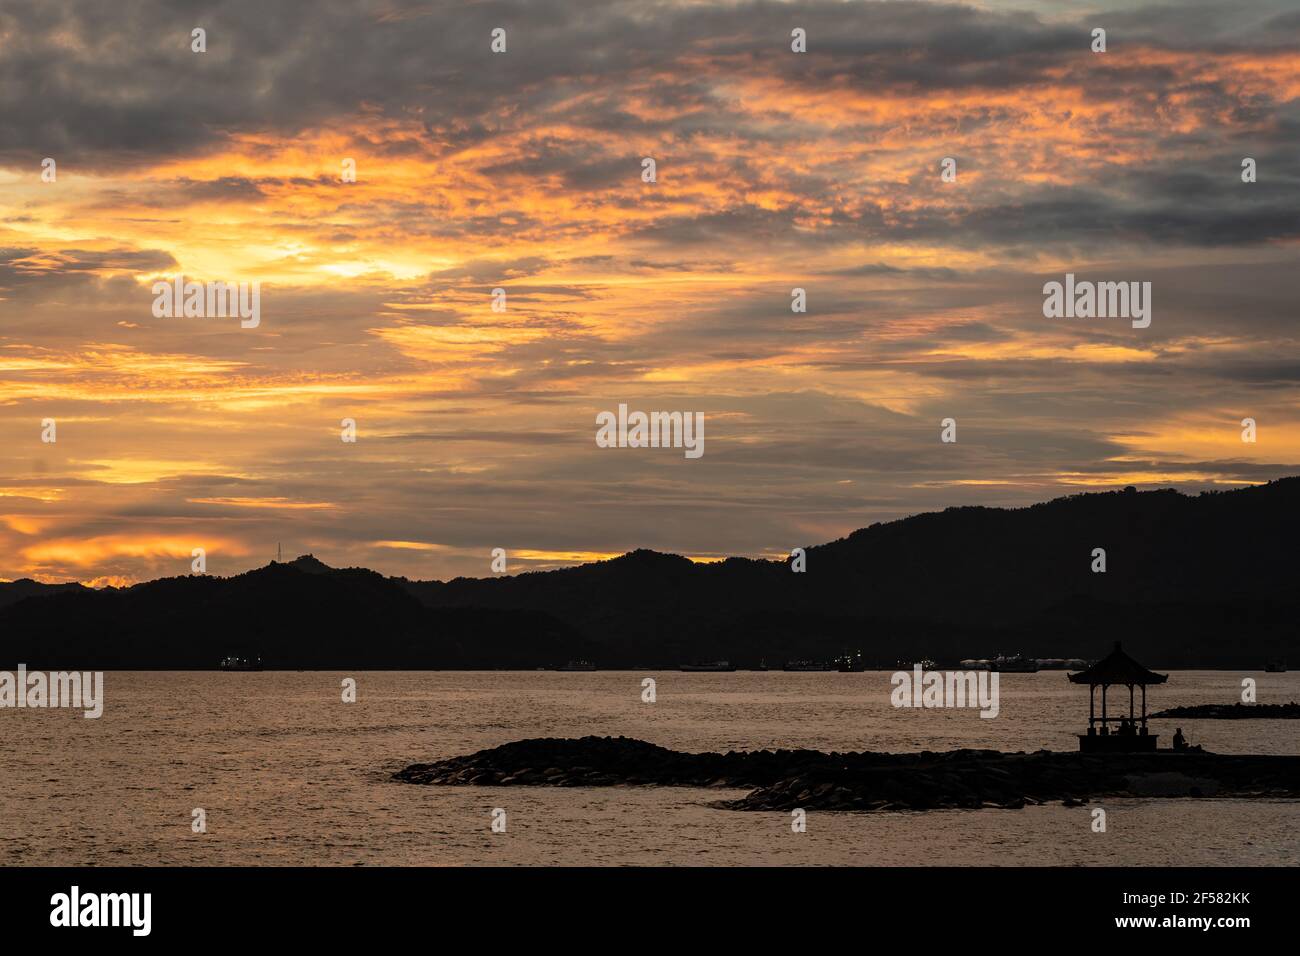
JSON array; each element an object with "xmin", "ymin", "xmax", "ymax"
[{"xmin": 1078, "ymin": 733, "xmax": 1159, "ymax": 753}]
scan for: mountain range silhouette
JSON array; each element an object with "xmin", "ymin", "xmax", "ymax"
[{"xmin": 2, "ymin": 479, "xmax": 1297, "ymax": 668}]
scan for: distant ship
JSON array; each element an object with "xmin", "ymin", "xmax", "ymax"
[
  {"xmin": 555, "ymin": 661, "xmax": 597, "ymax": 671},
  {"xmin": 1265, "ymin": 661, "xmax": 1287, "ymax": 673},
  {"xmin": 679, "ymin": 661, "xmax": 736, "ymax": 672},
  {"xmin": 837, "ymin": 655, "xmax": 867, "ymax": 672},
  {"xmin": 1035, "ymin": 658, "xmax": 1090, "ymax": 670},
  {"xmin": 784, "ymin": 660, "xmax": 837, "ymax": 672},
  {"xmin": 219, "ymin": 655, "xmax": 262, "ymax": 671},
  {"xmin": 989, "ymin": 654, "xmax": 1038, "ymax": 673},
  {"xmin": 963, "ymin": 656, "xmax": 1081, "ymax": 672}
]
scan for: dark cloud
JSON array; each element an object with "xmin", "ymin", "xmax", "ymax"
[
  {"xmin": 4, "ymin": 1, "xmax": 1293, "ymax": 252},
  {"xmin": 0, "ymin": 0, "xmax": 1282, "ymax": 161}
]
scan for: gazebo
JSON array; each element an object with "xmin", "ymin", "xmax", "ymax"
[{"xmin": 1068, "ymin": 642, "xmax": 1168, "ymax": 753}]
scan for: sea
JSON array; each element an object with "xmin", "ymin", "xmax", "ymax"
[{"xmin": 2, "ymin": 670, "xmax": 1296, "ymax": 866}]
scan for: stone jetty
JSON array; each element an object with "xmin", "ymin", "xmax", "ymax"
[{"xmin": 394, "ymin": 735, "xmax": 1300, "ymax": 811}]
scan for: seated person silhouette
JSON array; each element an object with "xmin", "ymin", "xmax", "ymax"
[{"xmin": 1172, "ymin": 728, "xmax": 1187, "ymax": 751}]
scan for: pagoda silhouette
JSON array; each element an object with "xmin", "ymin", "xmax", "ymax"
[{"xmin": 1069, "ymin": 642, "xmax": 1168, "ymax": 753}]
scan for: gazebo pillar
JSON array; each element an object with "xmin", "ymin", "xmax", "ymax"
[
  {"xmin": 1129, "ymin": 683, "xmax": 1135, "ymax": 723},
  {"xmin": 1141, "ymin": 684, "xmax": 1147, "ymax": 733},
  {"xmin": 1101, "ymin": 683, "xmax": 1107, "ymax": 734},
  {"xmin": 1089, "ymin": 684, "xmax": 1095, "ymax": 732}
]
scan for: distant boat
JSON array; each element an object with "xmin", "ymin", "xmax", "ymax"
[
  {"xmin": 837, "ymin": 657, "xmax": 867, "ymax": 672},
  {"xmin": 1266, "ymin": 661, "xmax": 1288, "ymax": 673},
  {"xmin": 679, "ymin": 660, "xmax": 736, "ymax": 672},
  {"xmin": 1034, "ymin": 658, "xmax": 1089, "ymax": 670},
  {"xmin": 784, "ymin": 660, "xmax": 836, "ymax": 672},
  {"xmin": 555, "ymin": 661, "xmax": 597, "ymax": 671},
  {"xmin": 219, "ymin": 655, "xmax": 262, "ymax": 671},
  {"xmin": 989, "ymin": 654, "xmax": 1038, "ymax": 673}
]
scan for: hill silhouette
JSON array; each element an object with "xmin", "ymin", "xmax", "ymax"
[
  {"xmin": 400, "ymin": 480, "xmax": 1300, "ymax": 667},
  {"xmin": 0, "ymin": 578, "xmax": 89, "ymax": 610},
  {"xmin": 0, "ymin": 561, "xmax": 589, "ymax": 669},
  {"xmin": 2, "ymin": 480, "xmax": 1298, "ymax": 668}
]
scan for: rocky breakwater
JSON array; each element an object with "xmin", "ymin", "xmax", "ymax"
[
  {"xmin": 1150, "ymin": 702, "xmax": 1300, "ymax": 719},
  {"xmin": 393, "ymin": 736, "xmax": 1300, "ymax": 811},
  {"xmin": 394, "ymin": 736, "xmax": 841, "ymax": 789}
]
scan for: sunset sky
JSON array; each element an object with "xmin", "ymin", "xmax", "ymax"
[{"xmin": 2, "ymin": 0, "xmax": 1298, "ymax": 585}]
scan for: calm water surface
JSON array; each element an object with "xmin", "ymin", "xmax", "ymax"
[{"xmin": 3, "ymin": 670, "xmax": 1296, "ymax": 865}]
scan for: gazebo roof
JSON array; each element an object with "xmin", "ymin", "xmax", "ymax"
[{"xmin": 1068, "ymin": 642, "xmax": 1168, "ymax": 686}]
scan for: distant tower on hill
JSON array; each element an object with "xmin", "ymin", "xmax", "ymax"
[{"xmin": 277, "ymin": 542, "xmax": 282, "ymax": 563}]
